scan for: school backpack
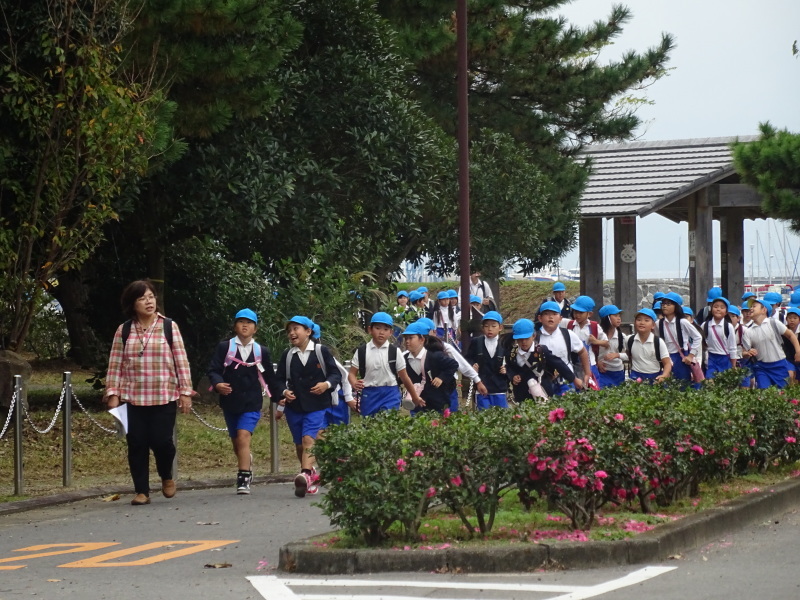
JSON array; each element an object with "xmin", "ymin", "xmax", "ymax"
[
  {"xmin": 478, "ymin": 280, "xmax": 497, "ymax": 312},
  {"xmin": 121, "ymin": 318, "xmax": 173, "ymax": 350},
  {"xmin": 224, "ymin": 338, "xmax": 270, "ymax": 397},
  {"xmin": 567, "ymin": 320, "xmax": 601, "ymax": 361},
  {"xmin": 284, "ymin": 343, "xmax": 338, "ymax": 404},
  {"xmin": 356, "ymin": 343, "xmax": 398, "ymax": 379},
  {"xmin": 626, "ymin": 334, "xmax": 663, "ymax": 365},
  {"xmin": 702, "ymin": 318, "xmax": 732, "ymax": 354}
]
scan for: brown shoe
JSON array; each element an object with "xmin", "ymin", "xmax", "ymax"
[
  {"xmin": 161, "ymin": 479, "xmax": 176, "ymax": 498},
  {"xmin": 131, "ymin": 493, "xmax": 151, "ymax": 505}
]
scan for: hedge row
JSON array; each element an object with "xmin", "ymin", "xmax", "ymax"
[{"xmin": 314, "ymin": 369, "xmax": 800, "ymax": 545}]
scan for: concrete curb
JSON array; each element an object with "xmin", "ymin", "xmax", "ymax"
[
  {"xmin": 0, "ymin": 474, "xmax": 294, "ymax": 517},
  {"xmin": 279, "ymin": 477, "xmax": 800, "ymax": 574}
]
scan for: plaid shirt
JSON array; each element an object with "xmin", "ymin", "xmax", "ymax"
[{"xmin": 105, "ymin": 314, "xmax": 194, "ymax": 405}]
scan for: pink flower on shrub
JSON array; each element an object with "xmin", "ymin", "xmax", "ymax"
[
  {"xmin": 426, "ymin": 487, "xmax": 437, "ymax": 498},
  {"xmin": 790, "ymin": 399, "xmax": 799, "ymax": 405},
  {"xmin": 537, "ymin": 460, "xmax": 548, "ymax": 471},
  {"xmin": 749, "ymin": 438, "xmax": 756, "ymax": 446},
  {"xmin": 644, "ymin": 438, "xmax": 658, "ymax": 448},
  {"xmin": 414, "ymin": 450, "xmax": 424, "ymax": 457},
  {"xmin": 548, "ymin": 407, "xmax": 566, "ymax": 423},
  {"xmin": 594, "ymin": 470, "xmax": 608, "ymax": 479},
  {"xmin": 614, "ymin": 413, "xmax": 624, "ymax": 421},
  {"xmin": 396, "ymin": 458, "xmax": 407, "ymax": 471},
  {"xmin": 653, "ymin": 418, "xmax": 661, "ymax": 425},
  {"xmin": 690, "ymin": 445, "xmax": 705, "ymax": 455},
  {"xmin": 443, "ymin": 408, "xmax": 451, "ymax": 418},
  {"xmin": 636, "ymin": 377, "xmax": 643, "ymax": 383},
  {"xmin": 450, "ymin": 475, "xmax": 463, "ymax": 487},
  {"xmin": 593, "ymin": 479, "xmax": 604, "ymax": 491},
  {"xmin": 527, "ymin": 453, "xmax": 537, "ymax": 464},
  {"xmin": 786, "ymin": 436, "xmax": 797, "ymax": 443},
  {"xmin": 478, "ymin": 484, "xmax": 487, "ymax": 494},
  {"xmin": 529, "ymin": 471, "xmax": 541, "ymax": 481},
  {"xmin": 431, "ymin": 420, "xmax": 439, "ymax": 427}
]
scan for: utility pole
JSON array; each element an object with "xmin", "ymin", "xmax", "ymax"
[{"xmin": 457, "ymin": 0, "xmax": 471, "ymax": 352}]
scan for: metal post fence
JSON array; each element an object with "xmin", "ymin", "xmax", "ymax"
[
  {"xmin": 13, "ymin": 375, "xmax": 23, "ymax": 496},
  {"xmin": 62, "ymin": 372, "xmax": 72, "ymax": 487},
  {"xmin": 270, "ymin": 402, "xmax": 280, "ymax": 474}
]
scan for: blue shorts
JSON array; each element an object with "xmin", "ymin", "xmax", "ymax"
[
  {"xmin": 753, "ymin": 360, "xmax": 790, "ymax": 389},
  {"xmin": 476, "ymin": 393, "xmax": 508, "ymax": 410},
  {"xmin": 360, "ymin": 385, "xmax": 401, "ymax": 417},
  {"xmin": 706, "ymin": 352, "xmax": 732, "ymax": 378},
  {"xmin": 553, "ymin": 381, "xmax": 576, "ymax": 395},
  {"xmin": 449, "ymin": 388, "xmax": 459, "ymax": 412},
  {"xmin": 222, "ymin": 409, "xmax": 261, "ymax": 438},
  {"xmin": 284, "ymin": 408, "xmax": 327, "ymax": 445},
  {"xmin": 597, "ymin": 369, "xmax": 625, "ymax": 388},
  {"xmin": 324, "ymin": 392, "xmax": 351, "ymax": 427}
]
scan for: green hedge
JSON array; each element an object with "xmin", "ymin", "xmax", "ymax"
[{"xmin": 314, "ymin": 369, "xmax": 800, "ymax": 544}]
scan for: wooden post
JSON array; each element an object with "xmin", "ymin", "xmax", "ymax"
[
  {"xmin": 579, "ymin": 218, "xmax": 604, "ymax": 304},
  {"xmin": 722, "ymin": 208, "xmax": 745, "ymax": 302},
  {"xmin": 614, "ymin": 217, "xmax": 638, "ymax": 315},
  {"xmin": 689, "ymin": 189, "xmax": 714, "ymax": 311}
]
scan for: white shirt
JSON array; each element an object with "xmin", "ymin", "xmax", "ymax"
[
  {"xmin": 483, "ymin": 336, "xmax": 499, "ymax": 358},
  {"xmin": 567, "ymin": 320, "xmax": 608, "ymax": 367},
  {"xmin": 350, "ymin": 340, "xmax": 407, "ymax": 387},
  {"xmin": 734, "ymin": 324, "xmax": 749, "ymax": 360},
  {"xmin": 443, "ymin": 342, "xmax": 481, "ymax": 382},
  {"xmin": 433, "ymin": 307, "xmax": 460, "ymax": 330},
  {"xmin": 235, "ymin": 336, "xmax": 254, "ymax": 362},
  {"xmin": 743, "ymin": 318, "xmax": 787, "ymax": 363},
  {"xmin": 599, "ymin": 329, "xmax": 628, "ymax": 372},
  {"xmin": 334, "ymin": 358, "xmax": 354, "ymax": 402},
  {"xmin": 406, "ymin": 347, "xmax": 427, "ymax": 379},
  {"xmin": 539, "ymin": 326, "xmax": 584, "ymax": 372},
  {"xmin": 630, "ymin": 333, "xmax": 669, "ymax": 374},
  {"xmin": 469, "ymin": 279, "xmax": 493, "ymax": 302},
  {"xmin": 289, "ymin": 340, "xmax": 316, "ymax": 366},
  {"xmin": 704, "ymin": 319, "xmax": 738, "ymax": 358},
  {"xmin": 659, "ymin": 317, "xmax": 702, "ymax": 356}
]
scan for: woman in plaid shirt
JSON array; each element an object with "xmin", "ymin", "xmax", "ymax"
[{"xmin": 104, "ymin": 280, "xmax": 194, "ymax": 506}]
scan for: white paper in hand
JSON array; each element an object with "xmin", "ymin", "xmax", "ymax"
[{"xmin": 108, "ymin": 403, "xmax": 128, "ymax": 434}]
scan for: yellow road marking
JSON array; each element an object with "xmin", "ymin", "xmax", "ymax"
[
  {"xmin": 59, "ymin": 540, "xmax": 239, "ymax": 567},
  {"xmin": 0, "ymin": 543, "xmax": 119, "ymax": 570}
]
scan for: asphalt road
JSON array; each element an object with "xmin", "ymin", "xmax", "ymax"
[{"xmin": 1, "ymin": 483, "xmax": 799, "ymax": 600}]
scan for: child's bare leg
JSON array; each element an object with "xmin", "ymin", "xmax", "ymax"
[
  {"xmin": 233, "ymin": 430, "xmax": 252, "ymax": 470},
  {"xmin": 295, "ymin": 444, "xmax": 303, "ymax": 464},
  {"xmin": 301, "ymin": 435, "xmax": 316, "ymax": 471}
]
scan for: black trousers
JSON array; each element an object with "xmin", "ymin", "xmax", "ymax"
[{"xmin": 126, "ymin": 402, "xmax": 177, "ymax": 495}]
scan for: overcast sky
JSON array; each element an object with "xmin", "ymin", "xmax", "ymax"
[{"xmin": 553, "ymin": 0, "xmax": 800, "ymax": 279}]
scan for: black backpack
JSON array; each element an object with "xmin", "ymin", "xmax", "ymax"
[
  {"xmin": 626, "ymin": 334, "xmax": 663, "ymax": 365},
  {"xmin": 357, "ymin": 343, "xmax": 398, "ymax": 379}
]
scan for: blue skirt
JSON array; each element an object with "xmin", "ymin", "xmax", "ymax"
[
  {"xmin": 323, "ymin": 392, "xmax": 351, "ymax": 427},
  {"xmin": 360, "ymin": 385, "xmax": 401, "ymax": 417},
  {"xmin": 598, "ymin": 369, "xmax": 625, "ymax": 388},
  {"xmin": 449, "ymin": 388, "xmax": 459, "ymax": 412},
  {"xmin": 752, "ymin": 360, "xmax": 790, "ymax": 389},
  {"xmin": 669, "ymin": 352, "xmax": 692, "ymax": 381},
  {"xmin": 705, "ymin": 352, "xmax": 732, "ymax": 378},
  {"xmin": 476, "ymin": 393, "xmax": 509, "ymax": 410}
]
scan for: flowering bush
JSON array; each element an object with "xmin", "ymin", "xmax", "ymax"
[{"xmin": 314, "ymin": 376, "xmax": 800, "ymax": 545}]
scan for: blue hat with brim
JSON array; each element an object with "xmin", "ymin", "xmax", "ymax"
[
  {"xmin": 710, "ymin": 296, "xmax": 730, "ymax": 309},
  {"xmin": 287, "ymin": 315, "xmax": 314, "ymax": 329},
  {"xmin": 470, "ymin": 295, "xmax": 482, "ymax": 304},
  {"xmin": 312, "ymin": 323, "xmax": 321, "ymax": 339},
  {"xmin": 409, "ymin": 291, "xmax": 424, "ymax": 302},
  {"xmin": 417, "ymin": 286, "xmax": 428, "ymax": 293},
  {"xmin": 789, "ymin": 292, "xmax": 800, "ymax": 307},
  {"xmin": 636, "ymin": 308, "xmax": 658, "ymax": 321},
  {"xmin": 482, "ymin": 310, "xmax": 503, "ymax": 324},
  {"xmin": 446, "ymin": 290, "xmax": 458, "ymax": 299},
  {"xmin": 512, "ymin": 318, "xmax": 535, "ymax": 339},
  {"xmin": 397, "ymin": 290, "xmax": 409, "ymax": 298},
  {"xmin": 402, "ymin": 322, "xmax": 429, "ymax": 336},
  {"xmin": 787, "ymin": 307, "xmax": 800, "ymax": 318},
  {"xmin": 571, "ymin": 295, "xmax": 595, "ymax": 313},
  {"xmin": 370, "ymin": 312, "xmax": 394, "ymax": 326},
  {"xmin": 437, "ymin": 291, "xmax": 449, "ymax": 300},
  {"xmin": 235, "ymin": 308, "xmax": 258, "ymax": 324},
  {"xmin": 742, "ymin": 292, "xmax": 756, "ymax": 301},
  {"xmin": 728, "ymin": 305, "xmax": 741, "ymax": 317},
  {"xmin": 663, "ymin": 292, "xmax": 684, "ymax": 306},
  {"xmin": 706, "ymin": 287, "xmax": 723, "ymax": 303},
  {"xmin": 764, "ymin": 291, "xmax": 782, "ymax": 305},
  {"xmin": 553, "ymin": 282, "xmax": 566, "ymax": 292},
  {"xmin": 683, "ymin": 306, "xmax": 694, "ymax": 316},
  {"xmin": 539, "ymin": 301, "xmax": 561, "ymax": 314},
  {"xmin": 653, "ymin": 292, "xmax": 665, "ymax": 301},
  {"xmin": 598, "ymin": 305, "xmax": 622, "ymax": 319},
  {"xmin": 752, "ymin": 298, "xmax": 772, "ymax": 317},
  {"xmin": 416, "ymin": 318, "xmax": 435, "ymax": 333},
  {"xmin": 653, "ymin": 301, "xmax": 662, "ymax": 310}
]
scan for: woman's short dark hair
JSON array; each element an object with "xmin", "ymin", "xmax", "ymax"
[{"xmin": 120, "ymin": 280, "xmax": 157, "ymax": 319}]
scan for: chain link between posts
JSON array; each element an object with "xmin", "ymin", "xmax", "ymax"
[
  {"xmin": 0, "ymin": 388, "xmax": 16, "ymax": 440},
  {"xmin": 190, "ymin": 406, "xmax": 228, "ymax": 432},
  {"xmin": 20, "ymin": 384, "xmax": 65, "ymax": 434},
  {"xmin": 72, "ymin": 386, "xmax": 118, "ymax": 434}
]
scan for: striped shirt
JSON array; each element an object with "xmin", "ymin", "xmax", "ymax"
[{"xmin": 105, "ymin": 314, "xmax": 194, "ymax": 405}]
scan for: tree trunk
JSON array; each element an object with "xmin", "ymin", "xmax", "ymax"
[{"xmin": 51, "ymin": 269, "xmax": 105, "ymax": 367}]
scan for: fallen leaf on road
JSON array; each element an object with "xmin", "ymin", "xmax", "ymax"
[
  {"xmin": 702, "ymin": 556, "xmax": 708, "ymax": 561},
  {"xmin": 47, "ymin": 579, "xmax": 61, "ymax": 582},
  {"xmin": 196, "ymin": 521, "xmax": 220, "ymax": 525},
  {"xmin": 204, "ymin": 563, "xmax": 232, "ymax": 569},
  {"xmin": 101, "ymin": 494, "xmax": 120, "ymax": 502}
]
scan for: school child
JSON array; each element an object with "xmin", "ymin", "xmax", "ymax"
[
  {"xmin": 469, "ymin": 295, "xmax": 485, "ymax": 321},
  {"xmin": 349, "ymin": 312, "xmax": 422, "ymax": 416},
  {"xmin": 275, "ymin": 316, "xmax": 341, "ymax": 498},
  {"xmin": 311, "ymin": 323, "xmax": 355, "ymax": 428},
  {"xmin": 695, "ymin": 286, "xmax": 723, "ymax": 326},
  {"xmin": 465, "ymin": 311, "xmax": 509, "ymax": 410},
  {"xmin": 448, "ymin": 289, "xmax": 461, "ymax": 315},
  {"xmin": 407, "ymin": 291, "xmax": 427, "ymax": 323},
  {"xmin": 652, "ymin": 292, "xmax": 665, "ymax": 309},
  {"xmin": 657, "ymin": 292, "xmax": 702, "ymax": 384},
  {"xmin": 548, "ymin": 282, "xmax": 572, "ymax": 318},
  {"xmin": 702, "ymin": 297, "xmax": 738, "ymax": 378},
  {"xmin": 469, "ymin": 271, "xmax": 496, "ymax": 312},
  {"xmin": 414, "ymin": 317, "xmax": 488, "ymax": 411},
  {"xmin": 390, "ymin": 291, "xmax": 411, "ymax": 338},
  {"xmin": 597, "ymin": 305, "xmax": 628, "ymax": 388},
  {"xmin": 781, "ymin": 307, "xmax": 800, "ymax": 383},
  {"xmin": 764, "ymin": 291, "xmax": 786, "ymax": 323},
  {"xmin": 565, "ymin": 295, "xmax": 607, "ymax": 386},
  {"xmin": 536, "ymin": 301, "xmax": 590, "ymax": 394},
  {"xmin": 741, "ymin": 299, "xmax": 800, "ymax": 389},
  {"xmin": 417, "ymin": 286, "xmax": 434, "ymax": 313},
  {"xmin": 207, "ymin": 308, "xmax": 279, "ymax": 495},
  {"xmin": 741, "ymin": 303, "xmax": 754, "ymax": 328},
  {"xmin": 401, "ymin": 322, "xmax": 460, "ymax": 414},
  {"xmin": 430, "ymin": 291, "xmax": 460, "ymax": 346},
  {"xmin": 628, "ymin": 308, "xmax": 672, "ymax": 383},
  {"xmin": 505, "ymin": 318, "xmax": 580, "ymax": 401},
  {"xmin": 728, "ymin": 306, "xmax": 753, "ymax": 389},
  {"xmin": 742, "ymin": 291, "xmax": 756, "ymax": 303}
]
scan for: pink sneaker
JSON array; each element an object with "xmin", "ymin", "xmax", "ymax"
[{"xmin": 294, "ymin": 472, "xmax": 309, "ymax": 498}]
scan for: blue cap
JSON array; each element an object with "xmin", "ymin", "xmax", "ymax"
[
  {"xmin": 417, "ymin": 286, "xmax": 428, "ymax": 293},
  {"xmin": 571, "ymin": 295, "xmax": 595, "ymax": 313},
  {"xmin": 787, "ymin": 307, "xmax": 800, "ymax": 318},
  {"xmin": 683, "ymin": 306, "xmax": 694, "ymax": 316},
  {"xmin": 482, "ymin": 310, "xmax": 503, "ymax": 324},
  {"xmin": 397, "ymin": 290, "xmax": 409, "ymax": 298},
  {"xmin": 653, "ymin": 292, "xmax": 665, "ymax": 301},
  {"xmin": 470, "ymin": 295, "xmax": 482, "ymax": 304},
  {"xmin": 416, "ymin": 318, "xmax": 435, "ymax": 333},
  {"xmin": 752, "ymin": 298, "xmax": 772, "ymax": 317},
  {"xmin": 742, "ymin": 291, "xmax": 756, "ymax": 301},
  {"xmin": 728, "ymin": 305, "xmax": 741, "ymax": 317},
  {"xmin": 598, "ymin": 305, "xmax": 622, "ymax": 318},
  {"xmin": 539, "ymin": 300, "xmax": 561, "ymax": 314},
  {"xmin": 553, "ymin": 282, "xmax": 566, "ymax": 292},
  {"xmin": 636, "ymin": 307, "xmax": 658, "ymax": 321},
  {"xmin": 512, "ymin": 318, "xmax": 535, "ymax": 339},
  {"xmin": 402, "ymin": 321, "xmax": 429, "ymax": 336},
  {"xmin": 370, "ymin": 312, "xmax": 394, "ymax": 326},
  {"xmin": 663, "ymin": 292, "xmax": 684, "ymax": 306},
  {"xmin": 312, "ymin": 323, "xmax": 321, "ymax": 339},
  {"xmin": 789, "ymin": 291, "xmax": 800, "ymax": 307},
  {"xmin": 653, "ymin": 301, "xmax": 662, "ymax": 310},
  {"xmin": 437, "ymin": 291, "xmax": 449, "ymax": 300},
  {"xmin": 710, "ymin": 296, "xmax": 730, "ymax": 309},
  {"xmin": 287, "ymin": 315, "xmax": 314, "ymax": 329},
  {"xmin": 235, "ymin": 308, "xmax": 258, "ymax": 324},
  {"xmin": 764, "ymin": 291, "xmax": 782, "ymax": 305},
  {"xmin": 446, "ymin": 289, "xmax": 458, "ymax": 299},
  {"xmin": 409, "ymin": 291, "xmax": 424, "ymax": 302},
  {"xmin": 706, "ymin": 287, "xmax": 723, "ymax": 303}
]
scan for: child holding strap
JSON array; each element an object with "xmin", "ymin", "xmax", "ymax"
[
  {"xmin": 401, "ymin": 322, "xmax": 460, "ymax": 414},
  {"xmin": 741, "ymin": 298, "xmax": 800, "ymax": 389},
  {"xmin": 628, "ymin": 308, "xmax": 672, "ymax": 383},
  {"xmin": 566, "ymin": 295, "xmax": 607, "ymax": 386},
  {"xmin": 597, "ymin": 305, "xmax": 628, "ymax": 388},
  {"xmin": 536, "ymin": 301, "xmax": 591, "ymax": 395},
  {"xmin": 465, "ymin": 311, "xmax": 509, "ymax": 410},
  {"xmin": 702, "ymin": 297, "xmax": 738, "ymax": 378},
  {"xmin": 657, "ymin": 292, "xmax": 702, "ymax": 384}
]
